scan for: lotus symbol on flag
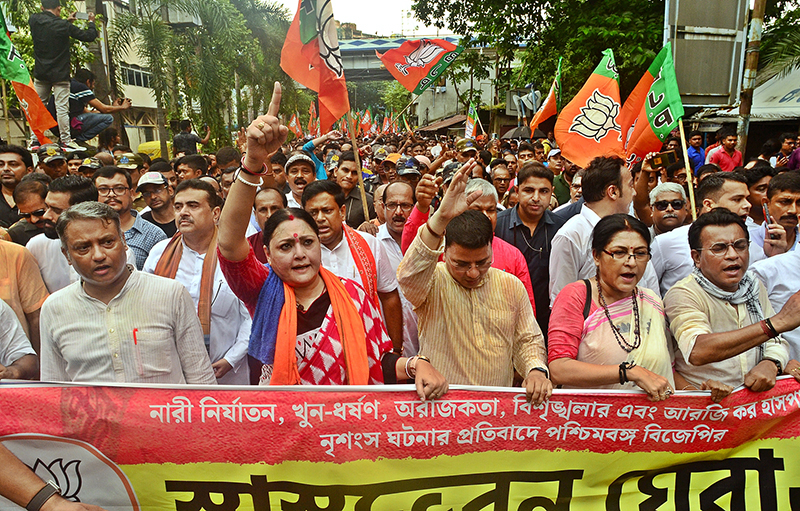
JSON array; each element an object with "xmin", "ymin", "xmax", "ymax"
[
  {"xmin": 569, "ymin": 90, "xmax": 621, "ymax": 142},
  {"xmin": 395, "ymin": 40, "xmax": 446, "ymax": 76}
]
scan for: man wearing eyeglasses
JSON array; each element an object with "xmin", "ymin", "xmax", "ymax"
[
  {"xmin": 7, "ymin": 177, "xmax": 49, "ymax": 246},
  {"xmin": 25, "ymin": 174, "xmax": 137, "ymax": 295},
  {"xmin": 376, "ymin": 181, "xmax": 419, "ymax": 356},
  {"xmin": 649, "ymin": 183, "xmax": 688, "ymax": 236},
  {"xmin": 92, "ymin": 167, "xmax": 166, "ymax": 269},
  {"xmin": 137, "ymin": 172, "xmax": 177, "ymax": 237},
  {"xmin": 398, "ymin": 160, "xmax": 551, "ymax": 405},
  {"xmin": 665, "ymin": 208, "xmax": 799, "ymax": 393},
  {"xmin": 302, "ymin": 180, "xmax": 404, "ymax": 354},
  {"xmin": 651, "ymin": 172, "xmax": 787, "ymax": 296}
]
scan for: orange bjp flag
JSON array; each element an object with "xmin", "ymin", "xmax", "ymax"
[
  {"xmin": 554, "ymin": 49, "xmax": 624, "ymax": 169},
  {"xmin": 281, "ymin": 0, "xmax": 349, "ymax": 133},
  {"xmin": 377, "ymin": 39, "xmax": 464, "ymax": 94}
]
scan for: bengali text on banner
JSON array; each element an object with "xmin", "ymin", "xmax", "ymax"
[{"xmin": 2, "ymin": 378, "xmax": 800, "ymax": 510}]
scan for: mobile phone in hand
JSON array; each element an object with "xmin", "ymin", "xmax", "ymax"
[
  {"xmin": 75, "ymin": 12, "xmax": 89, "ymax": 19},
  {"xmin": 763, "ymin": 199, "xmax": 780, "ymax": 240}
]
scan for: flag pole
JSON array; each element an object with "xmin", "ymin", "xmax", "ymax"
[
  {"xmin": 678, "ymin": 118, "xmax": 697, "ymax": 221},
  {"xmin": 2, "ymin": 81, "xmax": 10, "ymax": 143},
  {"xmin": 395, "ymin": 93, "xmax": 419, "ymax": 122},
  {"xmin": 346, "ymin": 112, "xmax": 371, "ymax": 223}
]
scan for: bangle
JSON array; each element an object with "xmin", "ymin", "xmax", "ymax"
[
  {"xmin": 26, "ymin": 481, "xmax": 60, "ymax": 511},
  {"xmin": 619, "ymin": 361, "xmax": 636, "ymax": 385},
  {"xmin": 235, "ymin": 169, "xmax": 263, "ymax": 188},
  {"xmin": 759, "ymin": 319, "xmax": 772, "ymax": 337},
  {"xmin": 764, "ymin": 317, "xmax": 779, "ymax": 338},
  {"xmin": 426, "ymin": 221, "xmax": 444, "ymax": 238},
  {"xmin": 240, "ymin": 156, "xmax": 269, "ymax": 176},
  {"xmin": 404, "ymin": 356, "xmax": 416, "ymax": 379}
]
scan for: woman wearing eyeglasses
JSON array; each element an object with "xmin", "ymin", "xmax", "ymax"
[{"xmin": 548, "ymin": 214, "xmax": 675, "ymax": 401}]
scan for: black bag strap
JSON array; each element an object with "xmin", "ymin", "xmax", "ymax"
[{"xmin": 582, "ymin": 279, "xmax": 592, "ymax": 320}]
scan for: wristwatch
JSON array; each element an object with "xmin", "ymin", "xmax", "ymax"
[
  {"xmin": 26, "ymin": 480, "xmax": 61, "ymax": 511},
  {"xmin": 763, "ymin": 357, "xmax": 783, "ymax": 375}
]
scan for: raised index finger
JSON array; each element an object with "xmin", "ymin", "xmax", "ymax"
[{"xmin": 267, "ymin": 82, "xmax": 282, "ymax": 118}]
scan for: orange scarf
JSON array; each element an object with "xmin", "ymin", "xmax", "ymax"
[
  {"xmin": 270, "ymin": 267, "xmax": 370, "ymax": 385},
  {"xmin": 153, "ymin": 228, "xmax": 217, "ymax": 336},
  {"xmin": 342, "ymin": 224, "xmax": 380, "ymax": 308}
]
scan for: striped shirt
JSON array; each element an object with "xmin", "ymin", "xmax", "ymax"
[
  {"xmin": 125, "ymin": 211, "xmax": 168, "ymax": 270},
  {"xmin": 40, "ymin": 267, "xmax": 217, "ymax": 384},
  {"xmin": 397, "ymin": 231, "xmax": 548, "ymax": 387}
]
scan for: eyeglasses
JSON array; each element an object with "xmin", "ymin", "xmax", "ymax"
[
  {"xmin": 97, "ymin": 185, "xmax": 130, "ymax": 196},
  {"xmin": 19, "ymin": 208, "xmax": 46, "ymax": 219},
  {"xmin": 450, "ymin": 259, "xmax": 493, "ymax": 272},
  {"xmin": 141, "ymin": 186, "xmax": 167, "ymax": 198},
  {"xmin": 698, "ymin": 238, "xmax": 749, "ymax": 256},
  {"xmin": 653, "ymin": 199, "xmax": 686, "ymax": 211},
  {"xmin": 603, "ymin": 249, "xmax": 650, "ymax": 262},
  {"xmin": 494, "ymin": 177, "xmax": 511, "ymax": 183},
  {"xmin": 385, "ymin": 202, "xmax": 414, "ymax": 213}
]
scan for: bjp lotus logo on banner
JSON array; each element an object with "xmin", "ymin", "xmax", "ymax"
[
  {"xmin": 569, "ymin": 89, "xmax": 621, "ymax": 142},
  {"xmin": 395, "ymin": 40, "xmax": 447, "ymax": 76},
  {"xmin": 0, "ymin": 435, "xmax": 140, "ymax": 510}
]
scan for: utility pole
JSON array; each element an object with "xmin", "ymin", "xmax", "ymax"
[{"xmin": 736, "ymin": 0, "xmax": 767, "ymax": 156}]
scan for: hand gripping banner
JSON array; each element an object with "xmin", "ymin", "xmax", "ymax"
[{"xmin": 2, "ymin": 379, "xmax": 800, "ymax": 510}]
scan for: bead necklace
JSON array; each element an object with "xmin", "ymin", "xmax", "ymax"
[{"xmin": 595, "ymin": 277, "xmax": 641, "ymax": 353}]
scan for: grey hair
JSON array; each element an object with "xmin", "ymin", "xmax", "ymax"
[
  {"xmin": 465, "ymin": 178, "xmax": 498, "ymax": 202},
  {"xmin": 649, "ymin": 182, "xmax": 687, "ymax": 205},
  {"xmin": 56, "ymin": 201, "xmax": 123, "ymax": 250}
]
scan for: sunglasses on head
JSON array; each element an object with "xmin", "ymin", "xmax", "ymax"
[
  {"xmin": 19, "ymin": 208, "xmax": 46, "ymax": 219},
  {"xmin": 653, "ymin": 199, "xmax": 685, "ymax": 211}
]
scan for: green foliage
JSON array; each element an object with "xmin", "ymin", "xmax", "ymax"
[
  {"xmin": 5, "ymin": 1, "xmax": 95, "ymax": 110},
  {"xmin": 381, "ymin": 81, "xmax": 412, "ymax": 113},
  {"xmin": 760, "ymin": 3, "xmax": 800, "ymax": 81},
  {"xmin": 347, "ymin": 81, "xmax": 385, "ymax": 111},
  {"xmin": 412, "ymin": 0, "xmax": 664, "ymax": 105},
  {"xmin": 442, "ymin": 42, "xmax": 493, "ymax": 110}
]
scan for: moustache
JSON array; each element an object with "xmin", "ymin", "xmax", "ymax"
[
  {"xmin": 780, "ymin": 215, "xmax": 799, "ymax": 223},
  {"xmin": 662, "ymin": 213, "xmax": 678, "ymax": 219},
  {"xmin": 294, "ymin": 178, "xmax": 307, "ymax": 186},
  {"xmin": 392, "ymin": 215, "xmax": 406, "ymax": 223}
]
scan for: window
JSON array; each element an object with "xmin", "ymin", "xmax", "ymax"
[{"xmin": 120, "ymin": 64, "xmax": 152, "ymax": 89}]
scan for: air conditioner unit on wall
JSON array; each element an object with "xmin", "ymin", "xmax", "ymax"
[{"xmin": 162, "ymin": 5, "xmax": 202, "ymax": 28}]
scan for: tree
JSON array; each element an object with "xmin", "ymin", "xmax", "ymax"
[
  {"xmin": 759, "ymin": 1, "xmax": 800, "ymax": 84},
  {"xmin": 109, "ymin": 1, "xmax": 180, "ymax": 157},
  {"xmin": 381, "ymin": 81, "xmax": 412, "ymax": 113},
  {"xmin": 412, "ymin": 0, "xmax": 664, "ymax": 105},
  {"xmin": 441, "ymin": 44, "xmax": 492, "ymax": 111}
]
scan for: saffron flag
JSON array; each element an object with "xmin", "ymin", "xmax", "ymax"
[
  {"xmin": 288, "ymin": 113, "xmax": 303, "ymax": 138},
  {"xmin": 376, "ymin": 39, "xmax": 464, "ymax": 94},
  {"xmin": 307, "ymin": 101, "xmax": 317, "ymax": 135},
  {"xmin": 360, "ymin": 108, "xmax": 372, "ymax": 134},
  {"xmin": 530, "ymin": 57, "xmax": 562, "ymax": 134},
  {"xmin": 0, "ymin": 13, "xmax": 55, "ymax": 144},
  {"xmin": 554, "ymin": 49, "xmax": 624, "ymax": 169},
  {"xmin": 381, "ymin": 116, "xmax": 390, "ymax": 133},
  {"xmin": 402, "ymin": 114, "xmax": 412, "ymax": 132},
  {"xmin": 465, "ymin": 102, "xmax": 477, "ymax": 139},
  {"xmin": 622, "ymin": 46, "xmax": 685, "ymax": 166},
  {"xmin": 281, "ymin": 0, "xmax": 349, "ymax": 133}
]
